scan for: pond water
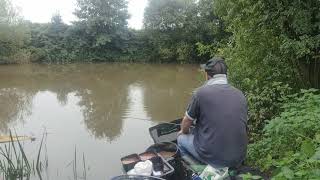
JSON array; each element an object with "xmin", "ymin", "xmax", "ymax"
[{"xmin": 0, "ymin": 63, "xmax": 200, "ymax": 180}]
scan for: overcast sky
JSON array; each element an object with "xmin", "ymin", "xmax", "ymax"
[{"xmin": 12, "ymin": 0, "xmax": 148, "ymax": 29}]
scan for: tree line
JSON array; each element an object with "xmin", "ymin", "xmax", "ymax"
[
  {"xmin": 0, "ymin": 0, "xmax": 222, "ymax": 64},
  {"xmin": 1, "ymin": 0, "xmax": 319, "ymax": 89},
  {"xmin": 1, "ymin": 0, "xmax": 320, "ymax": 178}
]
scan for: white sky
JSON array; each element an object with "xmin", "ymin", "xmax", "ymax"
[{"xmin": 12, "ymin": 0, "xmax": 148, "ymax": 29}]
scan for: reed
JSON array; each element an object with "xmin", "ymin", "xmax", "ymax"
[
  {"xmin": 1, "ymin": 132, "xmax": 88, "ymax": 180},
  {"xmin": 82, "ymin": 153, "xmax": 87, "ymax": 180},
  {"xmin": 0, "ymin": 131, "xmax": 46, "ymax": 180},
  {"xmin": 71, "ymin": 147, "xmax": 88, "ymax": 180}
]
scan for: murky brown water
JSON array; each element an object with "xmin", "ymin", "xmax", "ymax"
[{"xmin": 0, "ymin": 63, "xmax": 200, "ymax": 179}]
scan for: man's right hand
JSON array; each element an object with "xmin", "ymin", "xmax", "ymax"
[
  {"xmin": 177, "ymin": 130, "xmax": 184, "ymax": 136},
  {"xmin": 180, "ymin": 116, "xmax": 193, "ymax": 134}
]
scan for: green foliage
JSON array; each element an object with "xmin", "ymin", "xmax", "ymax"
[
  {"xmin": 240, "ymin": 173, "xmax": 262, "ymax": 180},
  {"xmin": 214, "ymin": 1, "xmax": 293, "ymax": 87},
  {"xmin": 244, "ymin": 80, "xmax": 292, "ymax": 140},
  {"xmin": 143, "ymin": 0, "xmax": 228, "ymax": 63},
  {"xmin": 214, "ymin": 0, "xmax": 320, "ymax": 88},
  {"xmin": 0, "ymin": 0, "xmax": 31, "ymax": 64},
  {"xmin": 71, "ymin": 0, "xmax": 130, "ymax": 61},
  {"xmin": 247, "ymin": 89, "xmax": 320, "ymax": 179},
  {"xmin": 0, "ymin": 0, "xmax": 20, "ymax": 24},
  {"xmin": 17, "ymin": 0, "xmax": 133, "ymax": 63},
  {"xmin": 195, "ymin": 0, "xmax": 230, "ymax": 59},
  {"xmin": 143, "ymin": 0, "xmax": 197, "ymax": 62},
  {"xmin": 204, "ymin": 0, "xmax": 320, "ymax": 142},
  {"xmin": 1, "ymin": 0, "xmax": 319, "ymax": 67},
  {"xmin": 0, "ymin": 132, "xmax": 32, "ymax": 179},
  {"xmin": 0, "ymin": 0, "xmax": 229, "ymax": 63},
  {"xmin": 21, "ymin": 0, "xmax": 134, "ymax": 63},
  {"xmin": 29, "ymin": 14, "xmax": 72, "ymax": 63}
]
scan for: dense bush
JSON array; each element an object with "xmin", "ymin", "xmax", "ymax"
[
  {"xmin": 247, "ymin": 89, "xmax": 320, "ymax": 179},
  {"xmin": 243, "ymin": 81, "xmax": 292, "ymax": 141},
  {"xmin": 214, "ymin": 0, "xmax": 320, "ymax": 89}
]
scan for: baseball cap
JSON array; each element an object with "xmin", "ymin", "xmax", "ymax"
[{"xmin": 200, "ymin": 57, "xmax": 227, "ymax": 75}]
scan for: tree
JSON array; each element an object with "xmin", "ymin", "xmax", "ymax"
[
  {"xmin": 211, "ymin": 0, "xmax": 320, "ymax": 139},
  {"xmin": 195, "ymin": 0, "xmax": 230, "ymax": 59},
  {"xmin": 0, "ymin": 0, "xmax": 30, "ymax": 64},
  {"xmin": 28, "ymin": 13, "xmax": 71, "ymax": 63},
  {"xmin": 72, "ymin": 0, "xmax": 130, "ymax": 61},
  {"xmin": 0, "ymin": 0, "xmax": 20, "ymax": 24},
  {"xmin": 144, "ymin": 0, "xmax": 195, "ymax": 31},
  {"xmin": 143, "ymin": 0, "xmax": 200, "ymax": 62},
  {"xmin": 143, "ymin": 0, "xmax": 229, "ymax": 63},
  {"xmin": 214, "ymin": 0, "xmax": 320, "ymax": 88}
]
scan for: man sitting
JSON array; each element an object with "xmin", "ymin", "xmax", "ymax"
[{"xmin": 177, "ymin": 57, "xmax": 248, "ymax": 169}]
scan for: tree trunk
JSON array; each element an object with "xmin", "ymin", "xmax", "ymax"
[{"xmin": 299, "ymin": 58, "xmax": 320, "ymax": 89}]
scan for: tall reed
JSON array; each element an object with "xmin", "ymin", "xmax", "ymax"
[{"xmin": 0, "ymin": 131, "xmax": 46, "ymax": 180}]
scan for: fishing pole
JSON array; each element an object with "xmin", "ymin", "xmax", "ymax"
[
  {"xmin": 124, "ymin": 116, "xmax": 182, "ymax": 126},
  {"xmin": 124, "ymin": 116, "xmax": 196, "ymax": 128}
]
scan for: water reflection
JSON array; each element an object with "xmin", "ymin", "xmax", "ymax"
[
  {"xmin": 143, "ymin": 66, "xmax": 196, "ymax": 122},
  {"xmin": 77, "ymin": 86, "xmax": 128, "ymax": 141},
  {"xmin": 0, "ymin": 63, "xmax": 199, "ymax": 179},
  {"xmin": 123, "ymin": 83, "xmax": 149, "ymax": 120},
  {"xmin": 0, "ymin": 64, "xmax": 198, "ymax": 140},
  {"xmin": 0, "ymin": 88, "xmax": 33, "ymax": 133}
]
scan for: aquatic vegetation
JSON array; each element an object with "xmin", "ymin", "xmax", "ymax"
[
  {"xmin": 0, "ymin": 132, "xmax": 89, "ymax": 180},
  {"xmin": 65, "ymin": 147, "xmax": 88, "ymax": 180},
  {"xmin": 0, "ymin": 131, "xmax": 46, "ymax": 180}
]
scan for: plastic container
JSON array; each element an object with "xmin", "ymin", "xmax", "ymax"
[
  {"xmin": 150, "ymin": 156, "xmax": 164, "ymax": 173},
  {"xmin": 146, "ymin": 143, "xmax": 183, "ymax": 180},
  {"xmin": 146, "ymin": 142, "xmax": 181, "ymax": 171},
  {"xmin": 121, "ymin": 154, "xmax": 141, "ymax": 172},
  {"xmin": 146, "ymin": 142, "xmax": 180, "ymax": 161},
  {"xmin": 139, "ymin": 152, "xmax": 157, "ymax": 161},
  {"xmin": 155, "ymin": 155, "xmax": 175, "ymax": 180}
]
